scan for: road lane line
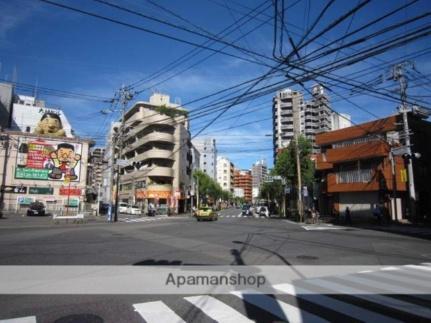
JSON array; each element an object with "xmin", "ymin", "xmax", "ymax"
[
  {"xmin": 184, "ymin": 295, "xmax": 252, "ymax": 323},
  {"xmin": 133, "ymin": 301, "xmax": 185, "ymax": 323},
  {"xmin": 0, "ymin": 317, "xmax": 37, "ymax": 323}
]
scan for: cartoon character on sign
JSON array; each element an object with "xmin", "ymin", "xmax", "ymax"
[
  {"xmin": 48, "ymin": 143, "xmax": 81, "ymax": 180},
  {"xmin": 34, "ymin": 112, "xmax": 66, "ymax": 137}
]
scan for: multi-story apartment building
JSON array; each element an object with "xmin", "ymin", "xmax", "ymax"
[
  {"xmin": 251, "ymin": 159, "xmax": 267, "ymax": 202},
  {"xmin": 272, "ymin": 84, "xmax": 332, "ymax": 160},
  {"xmin": 116, "ymin": 93, "xmax": 192, "ymax": 214},
  {"xmin": 234, "ymin": 169, "xmax": 252, "ymax": 203},
  {"xmin": 315, "ymin": 113, "xmax": 431, "ymax": 223},
  {"xmin": 216, "ymin": 156, "xmax": 234, "ymax": 193},
  {"xmin": 193, "ymin": 138, "xmax": 217, "ymax": 180}
]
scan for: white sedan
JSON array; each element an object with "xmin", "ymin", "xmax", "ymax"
[{"xmin": 127, "ymin": 206, "xmax": 141, "ymax": 215}]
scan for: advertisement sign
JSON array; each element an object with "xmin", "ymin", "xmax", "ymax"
[
  {"xmin": 1, "ymin": 185, "xmax": 27, "ymax": 194},
  {"xmin": 15, "ymin": 138, "xmax": 82, "ymax": 182},
  {"xmin": 64, "ymin": 198, "xmax": 79, "ymax": 207},
  {"xmin": 29, "ymin": 187, "xmax": 54, "ymax": 195},
  {"xmin": 59, "ymin": 187, "xmax": 82, "ymax": 196},
  {"xmin": 17, "ymin": 196, "xmax": 34, "ymax": 205},
  {"xmin": 135, "ymin": 189, "xmax": 171, "ymax": 199}
]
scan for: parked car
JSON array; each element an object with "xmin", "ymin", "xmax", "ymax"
[
  {"xmin": 259, "ymin": 206, "xmax": 270, "ymax": 217},
  {"xmin": 26, "ymin": 201, "xmax": 46, "ymax": 216},
  {"xmin": 118, "ymin": 202, "xmax": 128, "ymax": 213},
  {"xmin": 241, "ymin": 204, "xmax": 252, "ymax": 216},
  {"xmin": 196, "ymin": 207, "xmax": 218, "ymax": 221},
  {"xmin": 127, "ymin": 206, "xmax": 141, "ymax": 215}
]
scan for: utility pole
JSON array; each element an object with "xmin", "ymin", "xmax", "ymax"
[
  {"xmin": 0, "ymin": 132, "xmax": 10, "ymax": 216},
  {"xmin": 392, "ymin": 62, "xmax": 416, "ymax": 219},
  {"xmin": 112, "ymin": 86, "xmax": 134, "ymax": 222},
  {"xmin": 295, "ymin": 135, "xmax": 304, "ymax": 222}
]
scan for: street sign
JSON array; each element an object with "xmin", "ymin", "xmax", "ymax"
[
  {"xmin": 391, "ymin": 146, "xmax": 409, "ymax": 156},
  {"xmin": 116, "ymin": 159, "xmax": 130, "ymax": 167}
]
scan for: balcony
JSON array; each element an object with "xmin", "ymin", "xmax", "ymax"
[
  {"xmin": 127, "ymin": 113, "xmax": 176, "ymax": 136},
  {"xmin": 147, "ymin": 166, "xmax": 174, "ymax": 177},
  {"xmin": 123, "ymin": 132, "xmax": 175, "ymax": 154},
  {"xmin": 336, "ymin": 168, "xmax": 373, "ymax": 184},
  {"xmin": 134, "ymin": 148, "xmax": 174, "ymax": 163}
]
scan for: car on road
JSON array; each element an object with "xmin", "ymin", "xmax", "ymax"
[
  {"xmin": 196, "ymin": 206, "xmax": 218, "ymax": 221},
  {"xmin": 26, "ymin": 201, "xmax": 46, "ymax": 216},
  {"xmin": 127, "ymin": 206, "xmax": 141, "ymax": 215},
  {"xmin": 258, "ymin": 206, "xmax": 270, "ymax": 217},
  {"xmin": 241, "ymin": 204, "xmax": 253, "ymax": 216},
  {"xmin": 119, "ymin": 202, "xmax": 128, "ymax": 213}
]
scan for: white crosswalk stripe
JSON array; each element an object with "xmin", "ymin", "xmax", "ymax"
[
  {"xmin": 273, "ymin": 283, "xmax": 402, "ymax": 323},
  {"xmin": 302, "ymin": 277, "xmax": 431, "ymax": 319},
  {"xmin": 0, "ymin": 317, "xmax": 37, "ymax": 323},
  {"xmin": 133, "ymin": 301, "xmax": 185, "ymax": 323},
  {"xmin": 230, "ymin": 290, "xmax": 329, "ymax": 323},
  {"xmin": 184, "ymin": 295, "xmax": 253, "ymax": 323}
]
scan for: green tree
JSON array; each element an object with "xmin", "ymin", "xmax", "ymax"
[
  {"xmin": 274, "ymin": 135, "xmax": 314, "ymax": 187},
  {"xmin": 193, "ymin": 170, "xmax": 223, "ymax": 204}
]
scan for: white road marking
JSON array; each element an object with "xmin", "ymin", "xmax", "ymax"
[
  {"xmin": 231, "ymin": 290, "xmax": 328, "ymax": 323},
  {"xmin": 0, "ymin": 317, "xmax": 37, "ymax": 323},
  {"xmin": 304, "ymin": 278, "xmax": 431, "ymax": 319},
  {"xmin": 133, "ymin": 301, "xmax": 185, "ymax": 323},
  {"xmin": 184, "ymin": 295, "xmax": 252, "ymax": 323},
  {"xmin": 273, "ymin": 283, "xmax": 401, "ymax": 323}
]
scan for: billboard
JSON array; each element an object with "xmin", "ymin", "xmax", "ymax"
[{"xmin": 15, "ymin": 138, "xmax": 82, "ymax": 182}]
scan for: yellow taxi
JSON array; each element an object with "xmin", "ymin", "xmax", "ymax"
[{"xmin": 196, "ymin": 206, "xmax": 218, "ymax": 221}]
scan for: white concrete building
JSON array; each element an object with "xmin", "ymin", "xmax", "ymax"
[
  {"xmin": 251, "ymin": 159, "xmax": 267, "ymax": 201},
  {"xmin": 216, "ymin": 156, "xmax": 234, "ymax": 193},
  {"xmin": 115, "ymin": 93, "xmax": 192, "ymax": 214},
  {"xmin": 331, "ymin": 112, "xmax": 352, "ymax": 130},
  {"xmin": 272, "ymin": 84, "xmax": 332, "ymax": 159},
  {"xmin": 193, "ymin": 138, "xmax": 217, "ymax": 180}
]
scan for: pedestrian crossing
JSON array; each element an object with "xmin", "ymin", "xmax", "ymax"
[
  {"xmin": 219, "ymin": 214, "xmax": 269, "ymax": 219},
  {"xmin": 118, "ymin": 216, "xmax": 187, "ymax": 223},
  {"xmin": 2, "ymin": 263, "xmax": 430, "ymax": 322}
]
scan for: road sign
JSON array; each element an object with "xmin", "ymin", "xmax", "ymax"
[
  {"xmin": 116, "ymin": 159, "xmax": 130, "ymax": 167},
  {"xmin": 391, "ymin": 146, "xmax": 409, "ymax": 156}
]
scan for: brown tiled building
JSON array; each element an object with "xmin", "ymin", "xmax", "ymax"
[
  {"xmin": 315, "ymin": 113, "xmax": 431, "ymax": 222},
  {"xmin": 234, "ymin": 169, "xmax": 252, "ymax": 203}
]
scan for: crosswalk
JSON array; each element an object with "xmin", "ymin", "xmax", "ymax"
[
  {"xmin": 219, "ymin": 214, "xmax": 269, "ymax": 219},
  {"xmin": 2, "ymin": 263, "xmax": 430, "ymax": 322},
  {"xmin": 118, "ymin": 216, "xmax": 187, "ymax": 223}
]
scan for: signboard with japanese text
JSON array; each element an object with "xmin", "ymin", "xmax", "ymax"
[
  {"xmin": 1, "ymin": 185, "xmax": 27, "ymax": 194},
  {"xmin": 59, "ymin": 187, "xmax": 82, "ymax": 196},
  {"xmin": 14, "ymin": 138, "xmax": 82, "ymax": 182},
  {"xmin": 29, "ymin": 187, "xmax": 54, "ymax": 195},
  {"xmin": 17, "ymin": 196, "xmax": 34, "ymax": 205}
]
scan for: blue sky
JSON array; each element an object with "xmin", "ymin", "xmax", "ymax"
[{"xmin": 1, "ymin": 0, "xmax": 430, "ymax": 169}]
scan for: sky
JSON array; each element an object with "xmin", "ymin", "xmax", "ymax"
[{"xmin": 1, "ymin": 0, "xmax": 430, "ymax": 170}]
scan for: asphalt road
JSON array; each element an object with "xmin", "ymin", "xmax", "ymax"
[{"xmin": 0, "ymin": 208, "xmax": 430, "ymax": 322}]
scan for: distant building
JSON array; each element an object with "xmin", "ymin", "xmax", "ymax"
[
  {"xmin": 193, "ymin": 138, "xmax": 217, "ymax": 180},
  {"xmin": 233, "ymin": 187, "xmax": 244, "ymax": 199},
  {"xmin": 216, "ymin": 156, "xmax": 234, "ymax": 193},
  {"xmin": 331, "ymin": 113, "xmax": 352, "ymax": 130},
  {"xmin": 234, "ymin": 169, "xmax": 252, "ymax": 203},
  {"xmin": 86, "ymin": 147, "xmax": 106, "ymax": 201},
  {"xmin": 0, "ymin": 83, "xmax": 13, "ymax": 129},
  {"xmin": 272, "ymin": 84, "xmax": 332, "ymax": 160},
  {"xmin": 251, "ymin": 159, "xmax": 267, "ymax": 202}
]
